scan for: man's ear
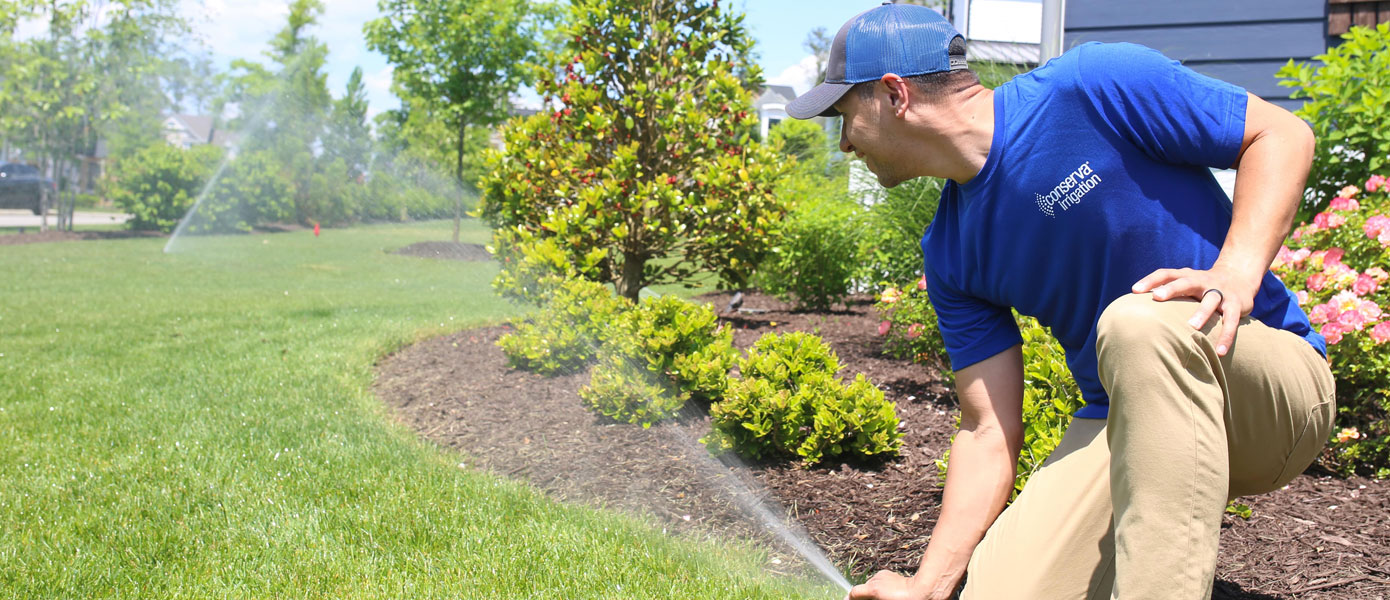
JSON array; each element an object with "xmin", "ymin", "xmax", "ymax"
[{"xmin": 880, "ymin": 73, "xmax": 910, "ymax": 117}]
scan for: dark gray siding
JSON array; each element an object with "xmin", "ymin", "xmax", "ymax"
[{"xmin": 1064, "ymin": 0, "xmax": 1327, "ymax": 109}]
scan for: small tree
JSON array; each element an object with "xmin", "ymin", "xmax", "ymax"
[
  {"xmin": 1278, "ymin": 23, "xmax": 1390, "ymax": 215},
  {"xmin": 366, "ymin": 0, "xmax": 542, "ymax": 243},
  {"xmin": 479, "ymin": 0, "xmax": 788, "ymax": 301}
]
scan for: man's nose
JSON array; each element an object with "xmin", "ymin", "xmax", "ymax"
[{"xmin": 839, "ymin": 131, "xmax": 852, "ymax": 154}]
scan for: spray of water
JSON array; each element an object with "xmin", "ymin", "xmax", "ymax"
[{"xmin": 163, "ymin": 146, "xmax": 238, "ymax": 254}]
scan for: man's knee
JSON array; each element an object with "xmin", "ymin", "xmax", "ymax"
[{"xmin": 1096, "ymin": 293, "xmax": 1198, "ymax": 375}]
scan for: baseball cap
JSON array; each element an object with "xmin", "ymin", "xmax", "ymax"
[{"xmin": 786, "ymin": 2, "xmax": 967, "ymax": 119}]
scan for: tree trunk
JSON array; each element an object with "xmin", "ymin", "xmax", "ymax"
[
  {"xmin": 453, "ymin": 115, "xmax": 466, "ymax": 244},
  {"xmin": 618, "ymin": 251, "xmax": 646, "ymax": 301},
  {"xmin": 39, "ymin": 155, "xmax": 50, "ymax": 233}
]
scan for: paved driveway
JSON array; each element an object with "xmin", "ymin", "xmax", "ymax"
[{"xmin": 0, "ymin": 209, "xmax": 131, "ymax": 228}]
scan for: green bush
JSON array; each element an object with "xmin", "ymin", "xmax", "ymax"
[
  {"xmin": 188, "ymin": 150, "xmax": 295, "ymax": 233},
  {"xmin": 106, "ymin": 143, "xmax": 223, "ymax": 232},
  {"xmin": 1272, "ymin": 176, "xmax": 1390, "ymax": 478},
  {"xmin": 490, "ymin": 228, "xmax": 608, "ymax": 305},
  {"xmin": 497, "ymin": 278, "xmax": 632, "ymax": 375},
  {"xmin": 932, "ymin": 315, "xmax": 1080, "ymax": 495},
  {"xmin": 580, "ymin": 295, "xmax": 736, "ymax": 426},
  {"xmin": 756, "ymin": 192, "xmax": 864, "ymax": 311},
  {"xmin": 704, "ymin": 332, "xmax": 902, "ymax": 465},
  {"xmin": 857, "ymin": 176, "xmax": 944, "ymax": 286},
  {"xmin": 1278, "ymin": 23, "xmax": 1390, "ymax": 216}
]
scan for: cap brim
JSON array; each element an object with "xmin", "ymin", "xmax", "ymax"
[{"xmin": 786, "ymin": 81, "xmax": 854, "ymax": 119}]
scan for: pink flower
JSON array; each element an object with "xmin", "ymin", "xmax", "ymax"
[
  {"xmin": 1272, "ymin": 245, "xmax": 1296, "ymax": 270},
  {"xmin": 1324, "ymin": 247, "xmax": 1345, "ymax": 265},
  {"xmin": 1367, "ymin": 174, "xmax": 1388, "ymax": 193},
  {"xmin": 1354, "ymin": 273, "xmax": 1380, "ymax": 296},
  {"xmin": 1329, "ymin": 196, "xmax": 1361, "ymax": 212},
  {"xmin": 1366, "ymin": 215, "xmax": 1390, "ymax": 241},
  {"xmin": 1313, "ymin": 212, "xmax": 1331, "ymax": 229},
  {"xmin": 1327, "ymin": 213, "xmax": 1348, "ymax": 229},
  {"xmin": 1292, "ymin": 247, "xmax": 1312, "ymax": 266},
  {"xmin": 1359, "ymin": 300, "xmax": 1382, "ymax": 321},
  {"xmin": 1296, "ymin": 290, "xmax": 1310, "ymax": 305},
  {"xmin": 1307, "ymin": 272, "xmax": 1327, "ymax": 292},
  {"xmin": 1339, "ymin": 185, "xmax": 1360, "ymax": 198},
  {"xmin": 879, "ymin": 287, "xmax": 901, "ymax": 304},
  {"xmin": 917, "ymin": 276, "xmax": 927, "ymax": 291},
  {"xmin": 1321, "ymin": 322, "xmax": 1345, "ymax": 345},
  {"xmin": 1338, "ymin": 309, "xmax": 1367, "ymax": 331},
  {"xmin": 1367, "ymin": 267, "xmax": 1389, "ymax": 283},
  {"xmin": 1325, "ymin": 262, "xmax": 1358, "ymax": 290},
  {"xmin": 907, "ymin": 323, "xmax": 924, "ymax": 339},
  {"xmin": 1372, "ymin": 321, "xmax": 1390, "ymax": 344},
  {"xmin": 1332, "ymin": 290, "xmax": 1362, "ymax": 313},
  {"xmin": 1336, "ymin": 426, "xmax": 1362, "ymax": 443},
  {"xmin": 878, "ymin": 320, "xmax": 891, "ymax": 336},
  {"xmin": 1309, "ymin": 302, "xmax": 1337, "ymax": 324}
]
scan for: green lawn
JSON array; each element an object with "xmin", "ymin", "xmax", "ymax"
[{"xmin": 0, "ymin": 220, "xmax": 840, "ymax": 599}]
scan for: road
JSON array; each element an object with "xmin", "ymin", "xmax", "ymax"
[{"xmin": 0, "ymin": 209, "xmax": 131, "ymax": 228}]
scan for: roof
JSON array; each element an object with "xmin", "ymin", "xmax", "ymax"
[
  {"xmin": 754, "ymin": 85, "xmax": 798, "ymax": 110},
  {"xmin": 167, "ymin": 114, "xmax": 215, "ymax": 144}
]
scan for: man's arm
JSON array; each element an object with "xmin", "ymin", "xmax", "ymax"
[
  {"xmin": 1132, "ymin": 93, "xmax": 1316, "ymax": 354},
  {"xmin": 849, "ymin": 345, "xmax": 1024, "ymax": 600}
]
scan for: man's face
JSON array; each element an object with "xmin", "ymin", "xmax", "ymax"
[{"xmin": 834, "ymin": 85, "xmax": 911, "ymax": 188}]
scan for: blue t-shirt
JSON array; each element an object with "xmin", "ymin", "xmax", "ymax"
[{"xmin": 920, "ymin": 42, "xmax": 1325, "ymax": 420}]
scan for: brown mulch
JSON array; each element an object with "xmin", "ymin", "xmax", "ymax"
[
  {"xmin": 390, "ymin": 241, "xmax": 492, "ymax": 261},
  {"xmin": 373, "ymin": 291, "xmax": 1389, "ymax": 598},
  {"xmin": 0, "ymin": 229, "xmax": 165, "ymax": 245}
]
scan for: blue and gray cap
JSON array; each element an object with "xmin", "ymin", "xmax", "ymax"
[{"xmin": 786, "ymin": 2, "xmax": 967, "ymax": 119}]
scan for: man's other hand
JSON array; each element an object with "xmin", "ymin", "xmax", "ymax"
[
  {"xmin": 1131, "ymin": 265, "xmax": 1258, "ymax": 356},
  {"xmin": 846, "ymin": 570, "xmax": 933, "ymax": 600}
]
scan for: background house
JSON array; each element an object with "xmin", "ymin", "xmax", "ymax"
[
  {"xmin": 753, "ymin": 85, "xmax": 797, "ymax": 141},
  {"xmin": 163, "ymin": 114, "xmax": 237, "ymax": 149}
]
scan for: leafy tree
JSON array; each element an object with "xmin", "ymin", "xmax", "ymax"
[
  {"xmin": 324, "ymin": 66, "xmax": 372, "ymax": 179},
  {"xmin": 802, "ymin": 27, "xmax": 832, "ymax": 86},
  {"xmin": 479, "ymin": 0, "xmax": 788, "ymax": 301},
  {"xmin": 366, "ymin": 0, "xmax": 544, "ymax": 243},
  {"xmin": 1278, "ymin": 23, "xmax": 1390, "ymax": 215}
]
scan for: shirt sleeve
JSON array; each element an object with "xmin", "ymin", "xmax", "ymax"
[
  {"xmin": 923, "ymin": 261, "xmax": 1022, "ymax": 372},
  {"xmin": 1074, "ymin": 42, "xmax": 1248, "ymax": 169}
]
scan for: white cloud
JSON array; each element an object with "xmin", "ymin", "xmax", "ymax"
[
  {"xmin": 766, "ymin": 54, "xmax": 820, "ymax": 97},
  {"xmin": 361, "ymin": 65, "xmax": 394, "ymax": 121}
]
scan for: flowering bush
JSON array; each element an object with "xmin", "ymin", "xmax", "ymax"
[
  {"xmin": 874, "ymin": 276, "xmax": 947, "ymax": 366},
  {"xmin": 1273, "ymin": 176, "xmax": 1390, "ymax": 478}
]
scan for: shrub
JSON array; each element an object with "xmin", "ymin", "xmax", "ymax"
[
  {"xmin": 874, "ymin": 276, "xmax": 947, "ymax": 366},
  {"xmin": 927, "ymin": 314, "xmax": 1080, "ymax": 495},
  {"xmin": 1277, "ymin": 24, "xmax": 1390, "ymax": 215},
  {"xmin": 188, "ymin": 150, "xmax": 295, "ymax": 233},
  {"xmin": 1272, "ymin": 176, "xmax": 1390, "ymax": 478},
  {"xmin": 705, "ymin": 332, "xmax": 903, "ymax": 465},
  {"xmin": 497, "ymin": 278, "xmax": 632, "ymax": 375},
  {"xmin": 756, "ymin": 192, "xmax": 864, "ymax": 311},
  {"xmin": 489, "ymin": 227, "xmax": 610, "ymax": 306},
  {"xmin": 106, "ymin": 143, "xmax": 223, "ymax": 232},
  {"xmin": 857, "ymin": 176, "xmax": 944, "ymax": 286},
  {"xmin": 581, "ymin": 295, "xmax": 736, "ymax": 426}
]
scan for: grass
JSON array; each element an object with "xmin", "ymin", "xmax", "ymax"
[{"xmin": 0, "ymin": 219, "xmax": 841, "ymax": 599}]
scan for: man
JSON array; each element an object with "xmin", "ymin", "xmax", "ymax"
[{"xmin": 785, "ymin": 3, "xmax": 1334, "ymax": 599}]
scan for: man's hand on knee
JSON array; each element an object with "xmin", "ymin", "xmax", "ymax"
[{"xmin": 1131, "ymin": 265, "xmax": 1257, "ymax": 356}]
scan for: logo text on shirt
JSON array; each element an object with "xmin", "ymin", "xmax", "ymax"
[{"xmin": 1035, "ymin": 161, "xmax": 1102, "ymax": 217}]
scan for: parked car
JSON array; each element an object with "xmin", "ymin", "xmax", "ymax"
[{"xmin": 0, "ymin": 162, "xmax": 55, "ymax": 215}]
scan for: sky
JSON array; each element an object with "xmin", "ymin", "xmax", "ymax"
[{"xmin": 179, "ymin": 0, "xmax": 1041, "ymax": 119}]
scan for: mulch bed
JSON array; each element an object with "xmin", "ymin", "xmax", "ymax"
[
  {"xmin": 373, "ymin": 291, "xmax": 1389, "ymax": 598},
  {"xmin": 390, "ymin": 241, "xmax": 491, "ymax": 261}
]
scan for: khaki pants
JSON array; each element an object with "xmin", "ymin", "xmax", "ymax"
[{"xmin": 960, "ymin": 293, "xmax": 1335, "ymax": 600}]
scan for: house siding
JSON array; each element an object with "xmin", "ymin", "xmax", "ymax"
[{"xmin": 1064, "ymin": 0, "xmax": 1328, "ymax": 111}]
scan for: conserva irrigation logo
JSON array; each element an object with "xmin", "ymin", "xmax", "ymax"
[{"xmin": 1035, "ymin": 161, "xmax": 1103, "ymax": 217}]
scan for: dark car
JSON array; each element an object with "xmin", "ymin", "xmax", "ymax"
[{"xmin": 0, "ymin": 162, "xmax": 55, "ymax": 215}]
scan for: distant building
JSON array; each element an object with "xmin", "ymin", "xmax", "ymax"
[
  {"xmin": 163, "ymin": 114, "xmax": 237, "ymax": 149},
  {"xmin": 753, "ymin": 85, "xmax": 797, "ymax": 141}
]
